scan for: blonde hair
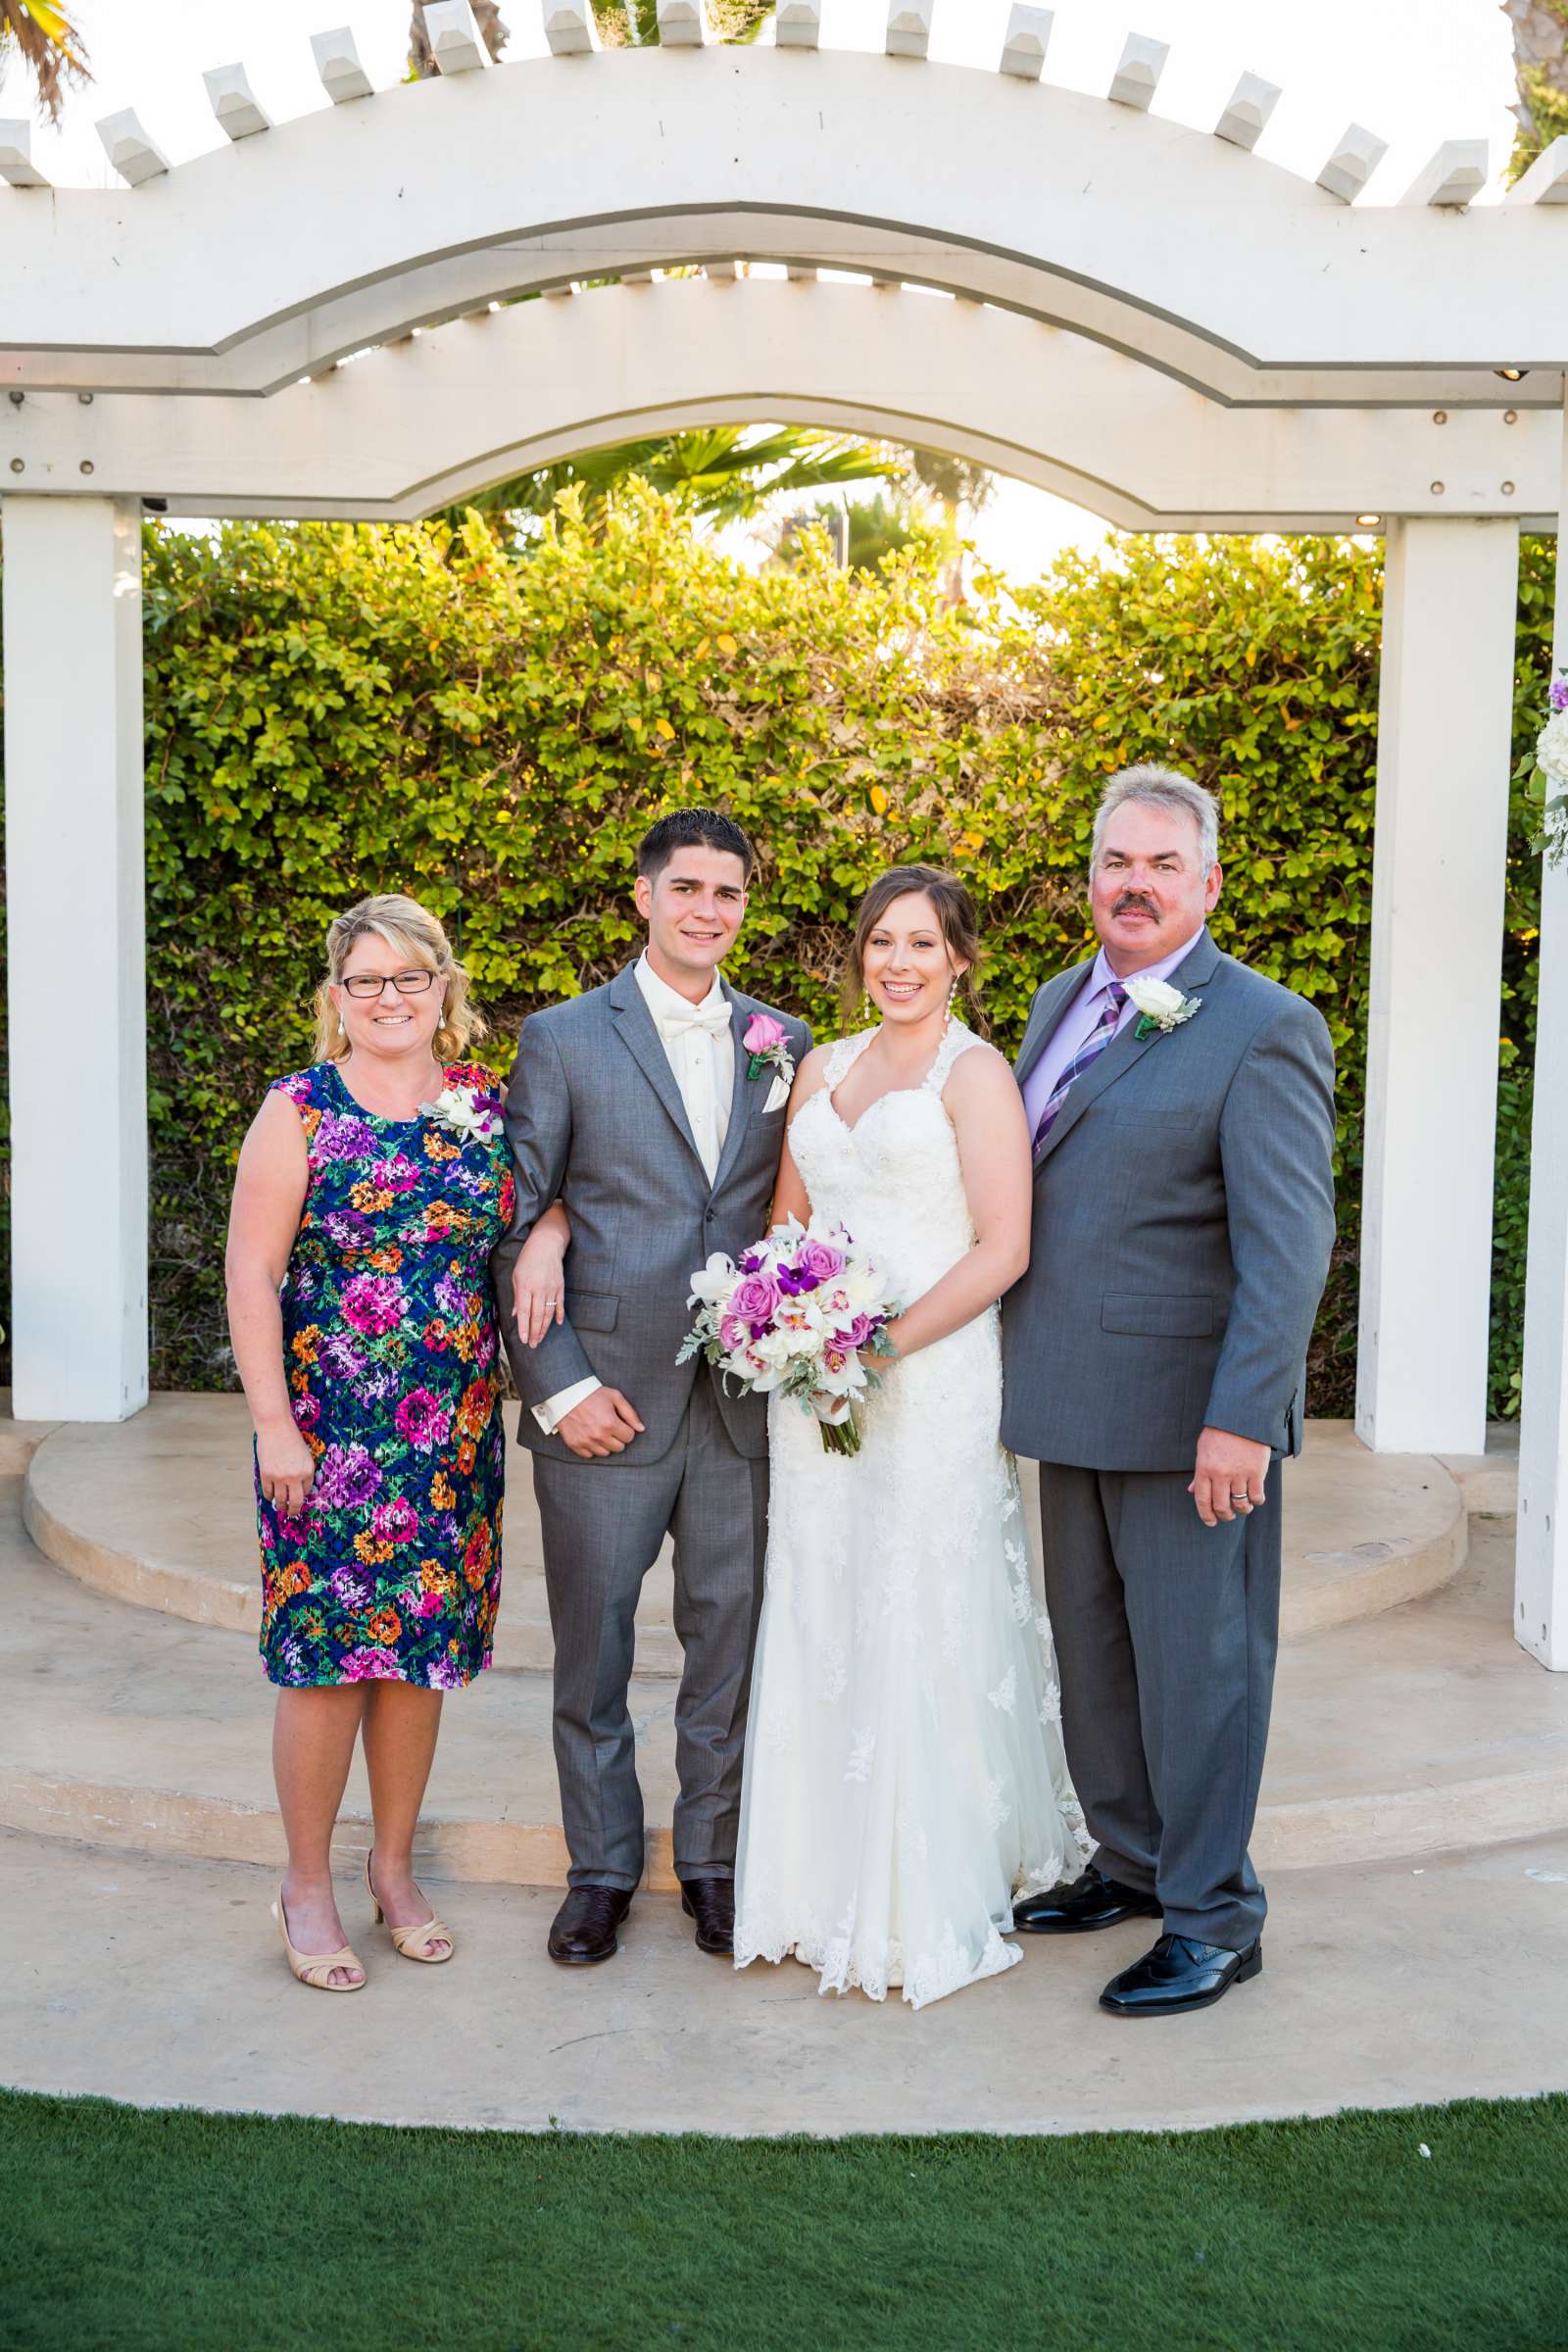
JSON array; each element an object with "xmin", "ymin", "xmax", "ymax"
[{"xmin": 311, "ymin": 893, "xmax": 487, "ymax": 1063}]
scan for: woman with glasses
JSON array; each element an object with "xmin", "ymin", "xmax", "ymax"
[{"xmin": 226, "ymin": 893, "xmax": 516, "ymax": 1990}]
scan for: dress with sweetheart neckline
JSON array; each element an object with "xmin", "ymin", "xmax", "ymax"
[{"xmin": 733, "ymin": 1021, "xmax": 1090, "ymax": 2008}]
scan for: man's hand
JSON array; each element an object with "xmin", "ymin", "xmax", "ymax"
[
  {"xmin": 557, "ymin": 1387, "xmax": 646, "ymax": 1461},
  {"xmin": 1189, "ymin": 1426, "xmax": 1270, "ymax": 1528}
]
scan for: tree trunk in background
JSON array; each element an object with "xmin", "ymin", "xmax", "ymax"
[
  {"xmin": 409, "ymin": 2, "xmax": 510, "ymax": 74},
  {"xmin": 1504, "ymin": 0, "xmax": 1568, "ymax": 179}
]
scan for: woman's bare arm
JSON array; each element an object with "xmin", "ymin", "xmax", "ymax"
[
  {"xmin": 225, "ymin": 1090, "xmax": 315, "ymax": 1516},
  {"xmin": 767, "ymin": 1045, "xmax": 832, "ymax": 1228},
  {"xmin": 882, "ymin": 1045, "xmax": 1032, "ymax": 1361}
]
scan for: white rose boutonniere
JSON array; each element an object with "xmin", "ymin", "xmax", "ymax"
[
  {"xmin": 419, "ymin": 1084, "xmax": 503, "ymax": 1146},
  {"xmin": 1124, "ymin": 974, "xmax": 1202, "ymax": 1041}
]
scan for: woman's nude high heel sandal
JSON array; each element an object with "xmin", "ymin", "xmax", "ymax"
[
  {"xmin": 365, "ymin": 1850, "xmax": 454, "ymax": 1964},
  {"xmin": 272, "ymin": 1891, "xmax": 367, "ymax": 1991}
]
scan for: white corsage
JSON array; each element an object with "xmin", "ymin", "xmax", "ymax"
[
  {"xmin": 419, "ymin": 1084, "xmax": 503, "ymax": 1145},
  {"xmin": 1125, "ymin": 974, "xmax": 1201, "ymax": 1040}
]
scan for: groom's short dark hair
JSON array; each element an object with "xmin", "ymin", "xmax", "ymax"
[{"xmin": 637, "ymin": 808, "xmax": 756, "ymax": 884}]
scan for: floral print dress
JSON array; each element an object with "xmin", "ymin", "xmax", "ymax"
[{"xmin": 258, "ymin": 1059, "xmax": 515, "ymax": 1690}]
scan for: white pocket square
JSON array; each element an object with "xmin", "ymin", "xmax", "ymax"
[{"xmin": 763, "ymin": 1074, "xmax": 790, "ymax": 1114}]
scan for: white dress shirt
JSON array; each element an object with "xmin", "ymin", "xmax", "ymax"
[{"xmin": 532, "ymin": 954, "xmax": 734, "ymax": 1435}]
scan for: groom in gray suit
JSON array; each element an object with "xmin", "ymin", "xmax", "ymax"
[
  {"xmin": 1002, "ymin": 765, "xmax": 1335, "ymax": 2017},
  {"xmin": 494, "ymin": 809, "xmax": 809, "ymax": 1968}
]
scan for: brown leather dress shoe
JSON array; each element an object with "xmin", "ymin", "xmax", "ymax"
[
  {"xmin": 679, "ymin": 1877, "xmax": 735, "ymax": 1956},
  {"xmin": 548, "ymin": 1885, "xmax": 632, "ymax": 1966}
]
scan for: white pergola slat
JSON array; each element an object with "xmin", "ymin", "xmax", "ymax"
[
  {"xmin": 2, "ymin": 55, "xmax": 1561, "ymax": 398},
  {"xmin": 0, "ymin": 282, "xmax": 1554, "ymax": 529},
  {"xmin": 0, "ymin": 24, "xmax": 1561, "ymax": 1672}
]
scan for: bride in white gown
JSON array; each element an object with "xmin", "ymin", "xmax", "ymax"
[{"xmin": 734, "ymin": 866, "xmax": 1089, "ymax": 2009}]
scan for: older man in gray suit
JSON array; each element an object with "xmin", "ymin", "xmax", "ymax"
[
  {"xmin": 494, "ymin": 810, "xmax": 810, "ymax": 1969},
  {"xmin": 1002, "ymin": 765, "xmax": 1335, "ymax": 2017}
]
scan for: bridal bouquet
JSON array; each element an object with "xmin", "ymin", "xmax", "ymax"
[{"xmin": 679, "ymin": 1217, "xmax": 901, "ymax": 1457}]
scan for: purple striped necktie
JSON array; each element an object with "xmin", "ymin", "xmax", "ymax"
[{"xmin": 1032, "ymin": 981, "xmax": 1128, "ymax": 1154}]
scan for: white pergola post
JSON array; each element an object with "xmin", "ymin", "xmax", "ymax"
[
  {"xmin": 1516, "ymin": 404, "xmax": 1568, "ymax": 1672},
  {"xmin": 2, "ymin": 496, "xmax": 148, "ymax": 1420},
  {"xmin": 1355, "ymin": 515, "xmax": 1519, "ymax": 1458}
]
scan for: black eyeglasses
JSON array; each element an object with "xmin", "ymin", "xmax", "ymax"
[{"xmin": 340, "ymin": 969, "xmax": 438, "ymax": 1002}]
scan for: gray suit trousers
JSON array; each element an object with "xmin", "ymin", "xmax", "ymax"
[
  {"xmin": 1036, "ymin": 1461, "xmax": 1281, "ymax": 1950},
  {"xmin": 531, "ymin": 1375, "xmax": 768, "ymax": 1891}
]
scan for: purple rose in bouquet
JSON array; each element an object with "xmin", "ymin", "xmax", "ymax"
[
  {"xmin": 730, "ymin": 1272, "xmax": 782, "ymax": 1335},
  {"xmin": 797, "ymin": 1236, "xmax": 848, "ymax": 1285}
]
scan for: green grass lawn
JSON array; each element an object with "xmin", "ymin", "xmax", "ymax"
[{"xmin": 2, "ymin": 2088, "xmax": 1565, "ymax": 2351}]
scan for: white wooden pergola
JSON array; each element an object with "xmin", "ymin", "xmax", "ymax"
[{"xmin": 3, "ymin": 0, "xmax": 1567, "ymax": 1668}]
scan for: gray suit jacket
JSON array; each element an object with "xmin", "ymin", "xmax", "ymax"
[
  {"xmin": 492, "ymin": 962, "xmax": 811, "ymax": 1468},
  {"xmin": 1001, "ymin": 930, "xmax": 1336, "ymax": 1473}
]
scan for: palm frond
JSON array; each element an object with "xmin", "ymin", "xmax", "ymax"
[
  {"xmin": 444, "ymin": 424, "xmax": 905, "ymax": 536},
  {"xmin": 0, "ymin": 0, "xmax": 90, "ymax": 124}
]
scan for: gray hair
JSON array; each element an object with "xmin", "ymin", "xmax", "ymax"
[{"xmin": 1092, "ymin": 764, "xmax": 1219, "ymax": 874}]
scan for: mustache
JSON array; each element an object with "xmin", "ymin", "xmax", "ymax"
[{"xmin": 1112, "ymin": 892, "xmax": 1158, "ymax": 919}]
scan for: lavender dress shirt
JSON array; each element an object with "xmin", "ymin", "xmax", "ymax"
[{"xmin": 1020, "ymin": 927, "xmax": 1207, "ymax": 1141}]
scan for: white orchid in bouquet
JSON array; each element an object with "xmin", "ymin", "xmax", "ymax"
[
  {"xmin": 679, "ymin": 1217, "xmax": 903, "ymax": 1457},
  {"xmin": 1533, "ymin": 674, "xmax": 1568, "ymax": 865}
]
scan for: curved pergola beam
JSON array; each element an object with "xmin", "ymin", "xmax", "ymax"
[
  {"xmin": 3, "ymin": 279, "xmax": 1551, "ymax": 530},
  {"xmin": 0, "ymin": 49, "xmax": 1555, "ymax": 402}
]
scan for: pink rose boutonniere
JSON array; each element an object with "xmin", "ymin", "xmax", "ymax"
[{"xmin": 747, "ymin": 1015, "xmax": 799, "ymax": 1105}]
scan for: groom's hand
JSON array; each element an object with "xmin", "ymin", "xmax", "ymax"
[
  {"xmin": 558, "ymin": 1387, "xmax": 646, "ymax": 1460},
  {"xmin": 1189, "ymin": 1427, "xmax": 1270, "ymax": 1528}
]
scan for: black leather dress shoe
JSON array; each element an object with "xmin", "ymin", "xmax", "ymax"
[
  {"xmin": 548, "ymin": 1886, "xmax": 633, "ymax": 1966},
  {"xmin": 1012, "ymin": 1866, "xmax": 1163, "ymax": 1935},
  {"xmin": 1099, "ymin": 1933, "xmax": 1262, "ymax": 2017},
  {"xmin": 680, "ymin": 1878, "xmax": 735, "ymax": 1956}
]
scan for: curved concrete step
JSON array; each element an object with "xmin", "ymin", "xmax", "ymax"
[
  {"xmin": 4, "ymin": 1478, "xmax": 1562, "ymax": 1887},
  {"xmin": 23, "ymin": 1400, "xmax": 1471, "ymax": 1677}
]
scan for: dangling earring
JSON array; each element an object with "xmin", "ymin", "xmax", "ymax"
[{"xmin": 946, "ymin": 972, "xmax": 958, "ymax": 1025}]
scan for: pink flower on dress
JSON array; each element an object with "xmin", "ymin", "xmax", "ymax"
[
  {"xmin": 342, "ymin": 1273, "xmax": 404, "ymax": 1336},
  {"xmin": 340, "ymin": 1645, "xmax": 403, "ymax": 1681},
  {"xmin": 372, "ymin": 1495, "xmax": 419, "ymax": 1546},
  {"xmin": 394, "ymin": 1388, "xmax": 453, "ymax": 1452}
]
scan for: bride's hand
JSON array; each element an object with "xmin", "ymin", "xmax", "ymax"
[{"xmin": 513, "ymin": 1225, "xmax": 568, "ymax": 1348}]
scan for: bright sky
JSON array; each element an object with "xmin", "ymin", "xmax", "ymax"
[{"xmin": 12, "ymin": 0, "xmax": 1522, "ymax": 580}]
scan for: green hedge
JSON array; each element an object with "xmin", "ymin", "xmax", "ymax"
[{"xmin": 0, "ymin": 493, "xmax": 1550, "ymax": 1410}]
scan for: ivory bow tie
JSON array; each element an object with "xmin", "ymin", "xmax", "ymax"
[{"xmin": 656, "ymin": 1004, "xmax": 732, "ymax": 1042}]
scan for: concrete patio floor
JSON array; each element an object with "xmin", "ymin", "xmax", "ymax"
[{"xmin": 6, "ymin": 1824, "xmax": 1567, "ymax": 2136}]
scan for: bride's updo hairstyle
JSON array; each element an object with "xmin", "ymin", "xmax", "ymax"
[
  {"xmin": 843, "ymin": 863, "xmax": 988, "ymax": 1037},
  {"xmin": 312, "ymin": 893, "xmax": 488, "ymax": 1062}
]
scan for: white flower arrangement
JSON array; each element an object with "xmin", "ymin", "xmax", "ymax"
[
  {"xmin": 418, "ymin": 1084, "xmax": 503, "ymax": 1146},
  {"xmin": 1124, "ymin": 973, "xmax": 1202, "ymax": 1039},
  {"xmin": 1533, "ymin": 677, "xmax": 1568, "ymax": 867}
]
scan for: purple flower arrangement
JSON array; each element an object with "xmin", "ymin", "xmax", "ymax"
[{"xmin": 680, "ymin": 1217, "xmax": 901, "ymax": 1457}]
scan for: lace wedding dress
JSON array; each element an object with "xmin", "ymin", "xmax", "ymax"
[{"xmin": 733, "ymin": 1021, "xmax": 1091, "ymax": 2009}]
